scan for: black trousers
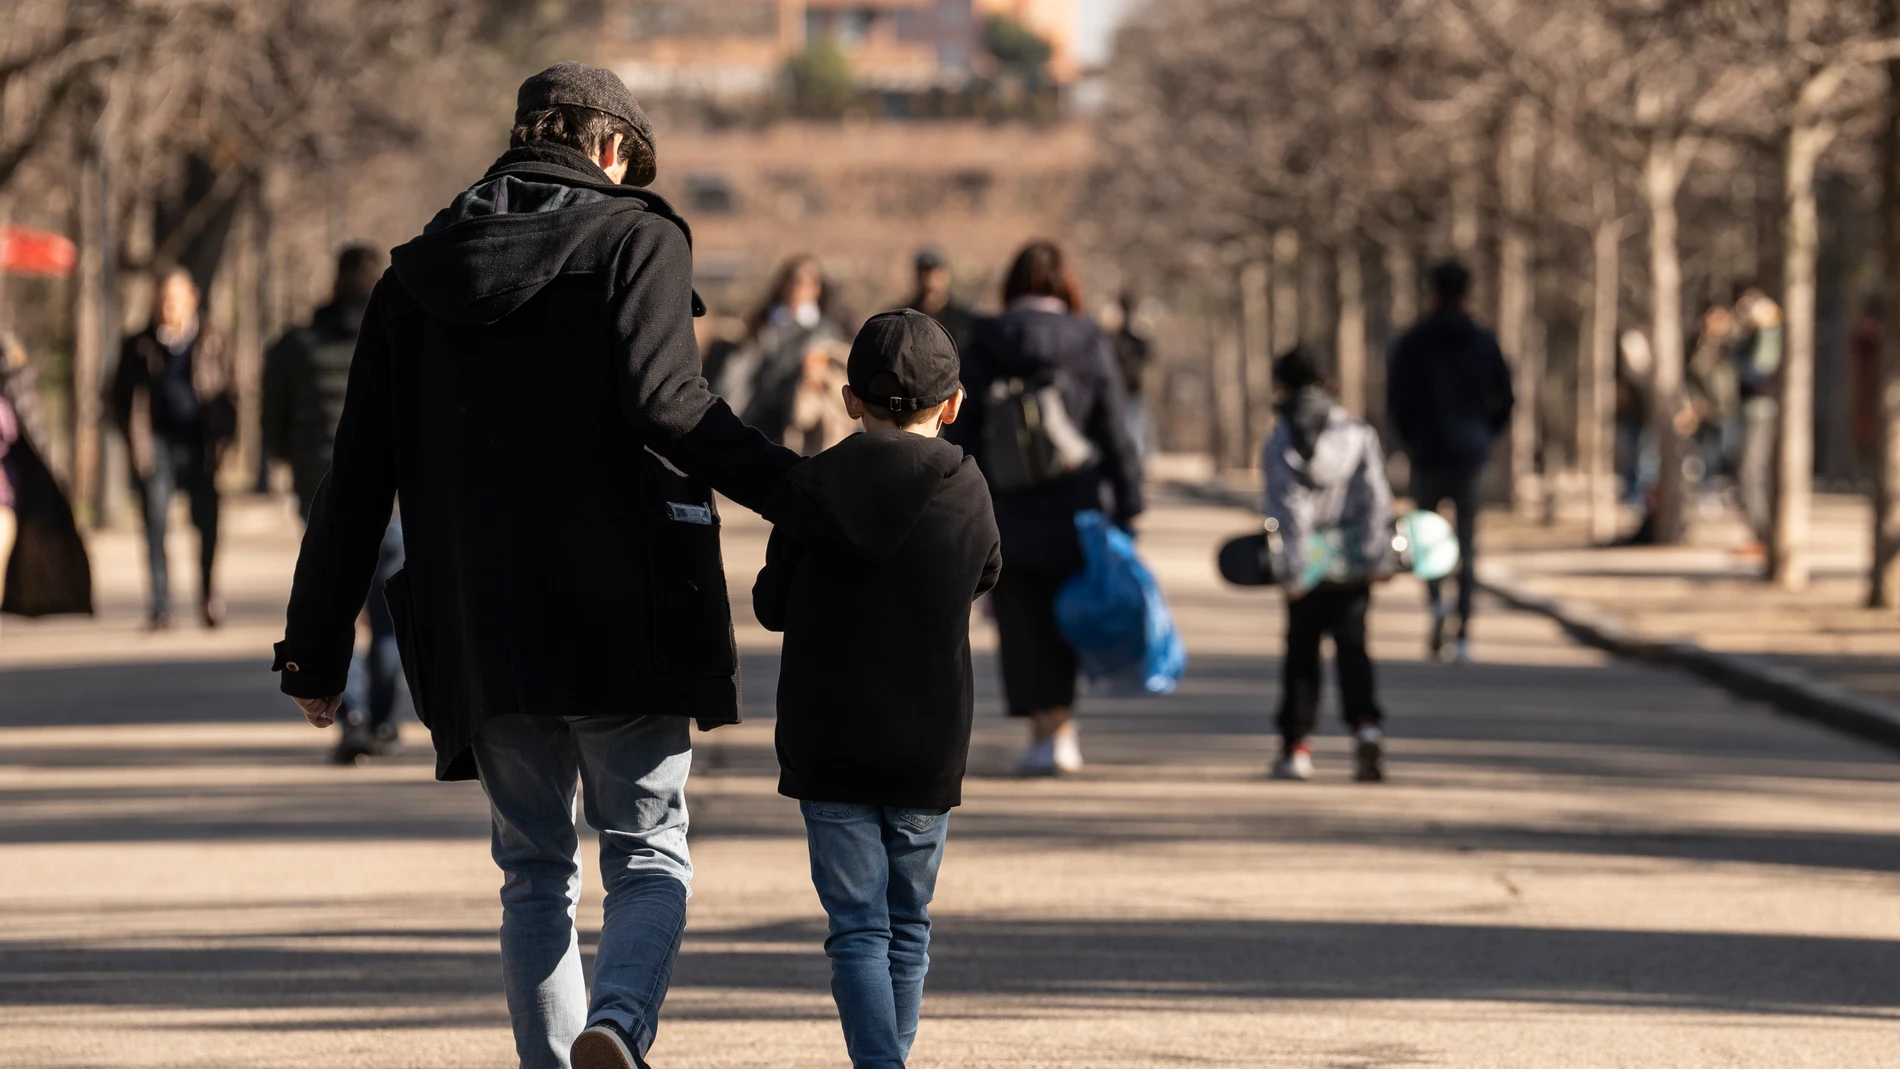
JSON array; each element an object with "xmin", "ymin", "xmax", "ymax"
[
  {"xmin": 990, "ymin": 565, "xmax": 1078, "ymax": 716},
  {"xmin": 1410, "ymin": 464, "xmax": 1481, "ymax": 634},
  {"xmin": 1278, "ymin": 585, "xmax": 1383, "ymax": 744}
]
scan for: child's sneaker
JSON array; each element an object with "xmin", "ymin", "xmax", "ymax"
[
  {"xmin": 1270, "ymin": 742, "xmax": 1314, "ymax": 781},
  {"xmin": 1428, "ymin": 601, "xmax": 1448, "ymax": 661},
  {"xmin": 1016, "ymin": 737, "xmax": 1058, "ymax": 777},
  {"xmin": 1353, "ymin": 723, "xmax": 1385, "ymax": 783},
  {"xmin": 1451, "ymin": 637, "xmax": 1472, "ymax": 665}
]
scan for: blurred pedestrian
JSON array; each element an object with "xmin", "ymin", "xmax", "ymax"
[
  {"xmin": 730, "ymin": 254, "xmax": 850, "ymax": 451},
  {"xmin": 111, "ymin": 267, "xmax": 237, "ymax": 631},
  {"xmin": 1385, "ymin": 259, "xmax": 1513, "ymax": 663},
  {"xmin": 272, "ymin": 62, "xmax": 800, "ymax": 1069},
  {"xmin": 1731, "ymin": 287, "xmax": 1783, "ymax": 561},
  {"xmin": 1262, "ymin": 345, "xmax": 1392, "ymax": 783},
  {"xmin": 1686, "ymin": 304, "xmax": 1741, "ymax": 496},
  {"xmin": 263, "ymin": 245, "xmax": 407, "ymax": 765},
  {"xmin": 751, "ymin": 310, "xmax": 1000, "ymax": 1069},
  {"xmin": 946, "ymin": 239, "xmax": 1144, "ymax": 776},
  {"xmin": 1, "ymin": 333, "xmax": 92, "ymax": 637},
  {"xmin": 906, "ymin": 245, "xmax": 975, "ymax": 356},
  {"xmin": 1105, "ymin": 291, "xmax": 1153, "ymax": 458}
]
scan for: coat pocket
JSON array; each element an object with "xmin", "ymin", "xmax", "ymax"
[
  {"xmin": 644, "ymin": 458, "xmax": 737, "ymax": 679},
  {"xmin": 381, "ymin": 568, "xmax": 432, "ymax": 730}
]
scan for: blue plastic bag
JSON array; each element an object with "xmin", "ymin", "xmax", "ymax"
[{"xmin": 1053, "ymin": 511, "xmax": 1187, "ymax": 695}]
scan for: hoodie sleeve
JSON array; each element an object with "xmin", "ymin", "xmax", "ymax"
[
  {"xmin": 1261, "ymin": 429, "xmax": 1305, "ymax": 592},
  {"xmin": 1484, "ymin": 332, "xmax": 1515, "ymax": 438},
  {"xmin": 1354, "ymin": 425, "xmax": 1396, "ymax": 575},
  {"xmin": 611, "ymin": 218, "xmax": 800, "ymax": 512},
  {"xmin": 274, "ymin": 288, "xmax": 398, "ymax": 699},
  {"xmin": 751, "ymin": 525, "xmax": 800, "ymax": 633}
]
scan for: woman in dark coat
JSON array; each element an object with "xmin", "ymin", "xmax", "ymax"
[
  {"xmin": 0, "ymin": 331, "xmax": 92, "ymax": 633},
  {"xmin": 947, "ymin": 240, "xmax": 1144, "ymax": 775}
]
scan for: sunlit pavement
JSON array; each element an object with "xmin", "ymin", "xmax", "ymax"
[{"xmin": 2, "ymin": 488, "xmax": 1897, "ymax": 1068}]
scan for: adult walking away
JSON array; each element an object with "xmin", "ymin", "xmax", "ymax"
[
  {"xmin": 112, "ymin": 267, "xmax": 237, "ymax": 631},
  {"xmin": 947, "ymin": 240, "xmax": 1143, "ymax": 775},
  {"xmin": 0, "ymin": 333, "xmax": 91, "ymax": 636},
  {"xmin": 272, "ymin": 63, "xmax": 800, "ymax": 1069},
  {"xmin": 1386, "ymin": 260, "xmax": 1513, "ymax": 663},
  {"xmin": 263, "ymin": 245, "xmax": 407, "ymax": 764},
  {"xmin": 906, "ymin": 245, "xmax": 975, "ymax": 357}
]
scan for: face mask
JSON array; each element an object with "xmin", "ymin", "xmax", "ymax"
[{"xmin": 793, "ymin": 302, "xmax": 821, "ymax": 329}]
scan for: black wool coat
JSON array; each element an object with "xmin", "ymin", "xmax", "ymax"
[
  {"xmin": 274, "ymin": 145, "xmax": 801, "ymax": 781},
  {"xmin": 945, "ymin": 306, "xmax": 1145, "ymax": 574},
  {"xmin": 1386, "ymin": 309, "xmax": 1516, "ymax": 472},
  {"xmin": 1, "ymin": 346, "xmax": 91, "ymax": 619},
  {"xmin": 753, "ymin": 431, "xmax": 1001, "ymax": 810}
]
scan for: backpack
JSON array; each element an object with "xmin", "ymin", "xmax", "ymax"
[{"xmin": 981, "ymin": 373, "xmax": 1095, "ymax": 492}]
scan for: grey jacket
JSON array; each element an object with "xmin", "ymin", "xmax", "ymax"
[{"xmin": 1262, "ymin": 387, "xmax": 1393, "ymax": 591}]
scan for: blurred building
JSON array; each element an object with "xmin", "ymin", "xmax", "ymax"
[{"xmin": 602, "ymin": 0, "xmax": 1077, "ymax": 104}]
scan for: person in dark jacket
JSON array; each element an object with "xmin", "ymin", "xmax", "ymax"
[
  {"xmin": 272, "ymin": 63, "xmax": 800, "ymax": 1069},
  {"xmin": 1385, "ymin": 259, "xmax": 1513, "ymax": 663},
  {"xmin": 264, "ymin": 245, "xmax": 389, "ymax": 517},
  {"xmin": 946, "ymin": 239, "xmax": 1144, "ymax": 776},
  {"xmin": 906, "ymin": 245, "xmax": 975, "ymax": 357},
  {"xmin": 753, "ymin": 309, "xmax": 1000, "ymax": 1069},
  {"xmin": 263, "ymin": 245, "xmax": 407, "ymax": 765},
  {"xmin": 0, "ymin": 332, "xmax": 92, "ymax": 633},
  {"xmin": 112, "ymin": 267, "xmax": 237, "ymax": 631}
]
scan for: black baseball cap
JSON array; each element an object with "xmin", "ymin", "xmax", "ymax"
[
  {"xmin": 516, "ymin": 62, "xmax": 655, "ymax": 157},
  {"xmin": 914, "ymin": 245, "xmax": 947, "ymax": 272},
  {"xmin": 848, "ymin": 309, "xmax": 962, "ymax": 412}
]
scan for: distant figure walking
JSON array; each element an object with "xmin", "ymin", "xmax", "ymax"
[
  {"xmin": 1386, "ymin": 260, "xmax": 1513, "ymax": 663},
  {"xmin": 1107, "ymin": 291, "xmax": 1153, "ymax": 457},
  {"xmin": 947, "ymin": 240, "xmax": 1143, "ymax": 775},
  {"xmin": 263, "ymin": 245, "xmax": 406, "ymax": 764},
  {"xmin": 907, "ymin": 245, "xmax": 976, "ymax": 357},
  {"xmin": 730, "ymin": 254, "xmax": 851, "ymax": 453},
  {"xmin": 1729, "ymin": 286, "xmax": 1783, "ymax": 561},
  {"xmin": 112, "ymin": 267, "xmax": 237, "ymax": 631}
]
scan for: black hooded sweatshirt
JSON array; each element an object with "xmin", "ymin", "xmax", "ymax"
[
  {"xmin": 753, "ymin": 430, "xmax": 1001, "ymax": 809},
  {"xmin": 273, "ymin": 144, "xmax": 800, "ymax": 780}
]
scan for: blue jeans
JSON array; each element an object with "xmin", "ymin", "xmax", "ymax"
[
  {"xmin": 136, "ymin": 439, "xmax": 217, "ymax": 617},
  {"xmin": 473, "ymin": 715, "xmax": 694, "ymax": 1069},
  {"xmin": 340, "ymin": 519, "xmax": 404, "ymax": 731},
  {"xmin": 802, "ymin": 802, "xmax": 950, "ymax": 1069}
]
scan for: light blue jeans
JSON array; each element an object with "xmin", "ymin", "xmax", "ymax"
[
  {"xmin": 802, "ymin": 802, "xmax": 950, "ymax": 1069},
  {"xmin": 473, "ymin": 715, "xmax": 693, "ymax": 1069}
]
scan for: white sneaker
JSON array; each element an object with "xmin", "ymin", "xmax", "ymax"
[
  {"xmin": 1452, "ymin": 637, "xmax": 1472, "ymax": 664},
  {"xmin": 1270, "ymin": 746, "xmax": 1314, "ymax": 781},
  {"xmin": 1051, "ymin": 725, "xmax": 1084, "ymax": 773},
  {"xmin": 1015, "ymin": 737, "xmax": 1058, "ymax": 777}
]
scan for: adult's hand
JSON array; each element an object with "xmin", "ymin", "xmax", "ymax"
[{"xmin": 293, "ymin": 694, "xmax": 343, "ymax": 729}]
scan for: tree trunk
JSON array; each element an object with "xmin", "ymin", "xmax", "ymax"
[
  {"xmin": 1271, "ymin": 229, "xmax": 1300, "ymax": 352},
  {"xmin": 1586, "ymin": 204, "xmax": 1623, "ymax": 545},
  {"xmin": 1773, "ymin": 120, "xmax": 1833, "ymax": 591},
  {"xmin": 1873, "ymin": 5, "xmax": 1900, "ymax": 607},
  {"xmin": 1213, "ymin": 317, "xmax": 1248, "ymax": 471},
  {"xmin": 1384, "ymin": 240, "xmax": 1417, "ymax": 334},
  {"xmin": 1240, "ymin": 260, "xmax": 1272, "ymax": 463},
  {"xmin": 72, "ymin": 133, "xmax": 112, "ymax": 528},
  {"xmin": 1644, "ymin": 136, "xmax": 1688, "ymax": 545},
  {"xmin": 1499, "ymin": 99, "xmax": 1540, "ymax": 517},
  {"xmin": 1335, "ymin": 240, "xmax": 1367, "ymax": 417}
]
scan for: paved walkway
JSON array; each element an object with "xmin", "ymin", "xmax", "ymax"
[{"xmin": 2, "ymin": 489, "xmax": 1897, "ymax": 1068}]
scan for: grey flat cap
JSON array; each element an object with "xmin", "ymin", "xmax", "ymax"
[{"xmin": 516, "ymin": 62, "xmax": 655, "ymax": 152}]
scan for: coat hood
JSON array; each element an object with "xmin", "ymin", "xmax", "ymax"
[
  {"xmin": 1277, "ymin": 386, "xmax": 1360, "ymax": 489},
  {"xmin": 765, "ymin": 431, "xmax": 971, "ymax": 563},
  {"xmin": 389, "ymin": 144, "xmax": 699, "ymax": 327}
]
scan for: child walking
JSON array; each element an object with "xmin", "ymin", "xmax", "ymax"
[
  {"xmin": 1262, "ymin": 345, "xmax": 1393, "ymax": 783},
  {"xmin": 753, "ymin": 308, "xmax": 1001, "ymax": 1069}
]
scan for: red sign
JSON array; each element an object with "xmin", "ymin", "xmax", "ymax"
[{"xmin": 1, "ymin": 226, "xmax": 77, "ymax": 277}]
